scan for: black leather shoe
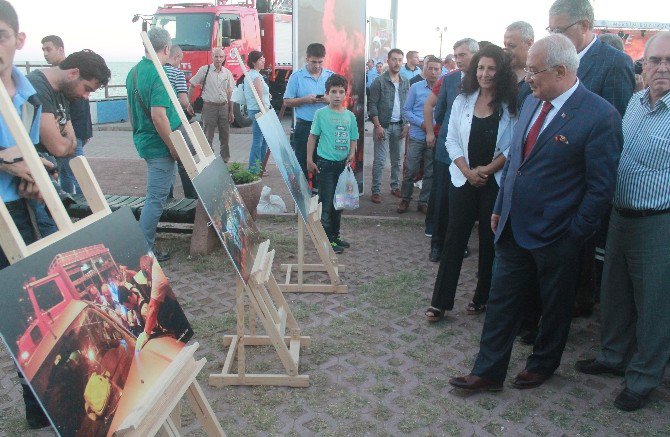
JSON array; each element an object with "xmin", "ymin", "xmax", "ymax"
[
  {"xmin": 429, "ymin": 247, "xmax": 441, "ymax": 262},
  {"xmin": 449, "ymin": 374, "xmax": 503, "ymax": 392},
  {"xmin": 511, "ymin": 370, "xmax": 550, "ymax": 389},
  {"xmin": 614, "ymin": 388, "xmax": 647, "ymax": 411},
  {"xmin": 574, "ymin": 358, "xmax": 625, "ymax": 376}
]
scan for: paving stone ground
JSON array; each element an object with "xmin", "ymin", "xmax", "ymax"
[{"xmin": 0, "ymin": 126, "xmax": 668, "ymax": 436}]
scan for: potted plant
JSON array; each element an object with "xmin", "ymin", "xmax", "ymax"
[{"xmin": 228, "ymin": 162, "xmax": 263, "ymax": 219}]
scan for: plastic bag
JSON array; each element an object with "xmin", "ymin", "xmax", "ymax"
[
  {"xmin": 257, "ymin": 185, "xmax": 287, "ymax": 214},
  {"xmin": 334, "ymin": 165, "xmax": 360, "ymax": 210},
  {"xmin": 231, "ymin": 83, "xmax": 246, "ymax": 105}
]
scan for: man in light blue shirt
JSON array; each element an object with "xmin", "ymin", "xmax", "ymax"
[
  {"xmin": 397, "ymin": 56, "xmax": 441, "ymax": 214},
  {"xmin": 575, "ymin": 31, "xmax": 670, "ymax": 413},
  {"xmin": 283, "ymin": 43, "xmax": 334, "ymax": 178},
  {"xmin": 0, "ymin": 0, "xmax": 54, "ymax": 429}
]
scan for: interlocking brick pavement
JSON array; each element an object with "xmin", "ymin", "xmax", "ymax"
[
  {"xmin": 1, "ymin": 124, "xmax": 668, "ymax": 435},
  {"xmin": 3, "ymin": 215, "xmax": 668, "ymax": 436}
]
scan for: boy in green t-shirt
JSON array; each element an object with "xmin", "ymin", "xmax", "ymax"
[{"xmin": 306, "ymin": 74, "xmax": 359, "ymax": 254}]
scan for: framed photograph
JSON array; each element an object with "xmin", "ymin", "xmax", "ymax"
[
  {"xmin": 0, "ymin": 208, "xmax": 192, "ymax": 436},
  {"xmin": 256, "ymin": 109, "xmax": 313, "ymax": 221},
  {"xmin": 192, "ymin": 157, "xmax": 263, "ymax": 282}
]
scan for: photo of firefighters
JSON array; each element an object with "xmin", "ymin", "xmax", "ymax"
[
  {"xmin": 257, "ymin": 109, "xmax": 313, "ymax": 222},
  {"xmin": 192, "ymin": 156, "xmax": 263, "ymax": 282},
  {"xmin": 0, "ymin": 208, "xmax": 193, "ymax": 437}
]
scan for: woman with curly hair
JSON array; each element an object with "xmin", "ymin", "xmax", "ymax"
[{"xmin": 426, "ymin": 44, "xmax": 518, "ymax": 321}]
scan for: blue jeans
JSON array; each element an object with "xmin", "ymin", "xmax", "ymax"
[
  {"xmin": 372, "ymin": 122, "xmax": 402, "ymax": 195},
  {"xmin": 57, "ymin": 138, "xmax": 85, "ymax": 194},
  {"xmin": 248, "ymin": 109, "xmax": 268, "ymax": 174},
  {"xmin": 317, "ymin": 157, "xmax": 346, "ymax": 241},
  {"xmin": 139, "ymin": 156, "xmax": 176, "ymax": 249},
  {"xmin": 27, "ymin": 199, "xmax": 58, "ymax": 238}
]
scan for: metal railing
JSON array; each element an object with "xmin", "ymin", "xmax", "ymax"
[{"xmin": 18, "ymin": 61, "xmax": 127, "ymax": 100}]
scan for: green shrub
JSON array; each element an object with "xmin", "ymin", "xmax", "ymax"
[{"xmin": 227, "ymin": 162, "xmax": 261, "ymax": 184}]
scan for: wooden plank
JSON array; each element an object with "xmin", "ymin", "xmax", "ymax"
[
  {"xmin": 189, "ymin": 122, "xmax": 214, "ymax": 157},
  {"xmin": 279, "ymin": 283, "xmax": 348, "ymax": 294},
  {"xmin": 170, "ymin": 130, "xmax": 199, "ymax": 179},
  {"xmin": 69, "ymin": 157, "xmax": 111, "ymax": 214},
  {"xmin": 221, "ymin": 334, "xmax": 311, "ymax": 347},
  {"xmin": 208, "ymin": 373, "xmax": 309, "ymax": 388},
  {"xmin": 0, "ymin": 199, "xmax": 29, "ymax": 263},
  {"xmin": 279, "ymin": 263, "xmax": 346, "ymax": 272}
]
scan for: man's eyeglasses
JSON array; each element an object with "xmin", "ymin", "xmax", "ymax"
[
  {"xmin": 523, "ymin": 66, "xmax": 556, "ymax": 79},
  {"xmin": 645, "ymin": 57, "xmax": 670, "ymax": 67},
  {"xmin": 546, "ymin": 21, "xmax": 581, "ymax": 34}
]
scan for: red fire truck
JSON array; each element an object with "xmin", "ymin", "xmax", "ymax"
[
  {"xmin": 151, "ymin": 0, "xmax": 293, "ymax": 127},
  {"xmin": 17, "ymin": 245, "xmax": 121, "ymax": 368}
]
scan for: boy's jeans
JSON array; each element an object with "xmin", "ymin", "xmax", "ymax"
[
  {"xmin": 372, "ymin": 122, "xmax": 402, "ymax": 195},
  {"xmin": 57, "ymin": 138, "xmax": 85, "ymax": 194},
  {"xmin": 317, "ymin": 157, "xmax": 346, "ymax": 241},
  {"xmin": 139, "ymin": 156, "xmax": 176, "ymax": 249}
]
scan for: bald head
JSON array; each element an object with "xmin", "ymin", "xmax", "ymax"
[{"xmin": 526, "ymin": 34, "xmax": 579, "ymax": 101}]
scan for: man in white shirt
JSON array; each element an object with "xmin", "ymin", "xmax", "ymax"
[{"xmin": 189, "ymin": 47, "xmax": 234, "ymax": 162}]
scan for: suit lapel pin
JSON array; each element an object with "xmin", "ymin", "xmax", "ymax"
[
  {"xmin": 555, "ymin": 134, "xmax": 569, "ymax": 144},
  {"xmin": 561, "ymin": 112, "xmax": 566, "ymax": 118}
]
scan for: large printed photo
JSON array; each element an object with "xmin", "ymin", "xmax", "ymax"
[
  {"xmin": 257, "ymin": 109, "xmax": 313, "ymax": 221},
  {"xmin": 192, "ymin": 156, "xmax": 263, "ymax": 281},
  {"xmin": 0, "ymin": 208, "xmax": 192, "ymax": 437}
]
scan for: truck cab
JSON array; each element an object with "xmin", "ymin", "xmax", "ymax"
[{"xmin": 152, "ymin": 1, "xmax": 292, "ymax": 126}]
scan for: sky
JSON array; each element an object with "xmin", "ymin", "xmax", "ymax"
[{"xmin": 12, "ymin": 0, "xmax": 663, "ymax": 63}]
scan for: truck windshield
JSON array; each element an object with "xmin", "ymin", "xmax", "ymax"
[{"xmin": 153, "ymin": 13, "xmax": 214, "ymax": 51}]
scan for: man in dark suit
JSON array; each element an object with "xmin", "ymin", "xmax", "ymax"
[
  {"xmin": 548, "ymin": 0, "xmax": 635, "ymax": 317},
  {"xmin": 449, "ymin": 34, "xmax": 622, "ymax": 392}
]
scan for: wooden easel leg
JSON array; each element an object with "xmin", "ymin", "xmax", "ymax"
[
  {"xmin": 235, "ymin": 280, "xmax": 246, "ymax": 379},
  {"xmin": 185, "ymin": 381, "xmax": 226, "ymax": 437},
  {"xmin": 160, "ymin": 418, "xmax": 181, "ymax": 437},
  {"xmin": 297, "ymin": 213, "xmax": 305, "ymax": 287}
]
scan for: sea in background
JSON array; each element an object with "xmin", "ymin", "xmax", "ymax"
[{"xmin": 16, "ymin": 61, "xmax": 136, "ymax": 100}]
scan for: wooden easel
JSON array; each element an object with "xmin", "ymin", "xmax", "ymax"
[
  {"xmin": 229, "ymin": 49, "xmax": 347, "ymax": 294},
  {"xmin": 140, "ymin": 35, "xmax": 310, "ymax": 387},
  {"xmin": 209, "ymin": 240, "xmax": 310, "ymax": 387},
  {"xmin": 0, "ymin": 80, "xmax": 223, "ymax": 436}
]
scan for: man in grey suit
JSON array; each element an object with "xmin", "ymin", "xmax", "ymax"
[
  {"xmin": 449, "ymin": 34, "xmax": 621, "ymax": 392},
  {"xmin": 548, "ymin": 0, "xmax": 635, "ymax": 317}
]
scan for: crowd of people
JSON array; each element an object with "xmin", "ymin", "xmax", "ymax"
[
  {"xmin": 0, "ymin": 0, "xmax": 668, "ymax": 430},
  {"xmin": 363, "ymin": 0, "xmax": 668, "ymax": 414}
]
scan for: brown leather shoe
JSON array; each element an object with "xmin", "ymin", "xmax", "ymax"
[
  {"xmin": 371, "ymin": 193, "xmax": 382, "ymax": 204},
  {"xmin": 511, "ymin": 369, "xmax": 550, "ymax": 389},
  {"xmin": 397, "ymin": 199, "xmax": 410, "ymax": 213},
  {"xmin": 449, "ymin": 374, "xmax": 503, "ymax": 392},
  {"xmin": 390, "ymin": 188, "xmax": 401, "ymax": 198},
  {"xmin": 417, "ymin": 203, "xmax": 428, "ymax": 214}
]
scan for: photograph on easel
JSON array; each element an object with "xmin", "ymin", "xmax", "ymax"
[
  {"xmin": 0, "ymin": 208, "xmax": 193, "ymax": 437},
  {"xmin": 192, "ymin": 157, "xmax": 263, "ymax": 282},
  {"xmin": 256, "ymin": 109, "xmax": 313, "ymax": 221}
]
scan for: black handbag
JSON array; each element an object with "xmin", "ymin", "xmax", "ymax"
[{"xmin": 192, "ymin": 65, "xmax": 210, "ymax": 113}]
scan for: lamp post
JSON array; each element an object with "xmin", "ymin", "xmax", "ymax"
[{"xmin": 436, "ymin": 26, "xmax": 447, "ymax": 58}]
